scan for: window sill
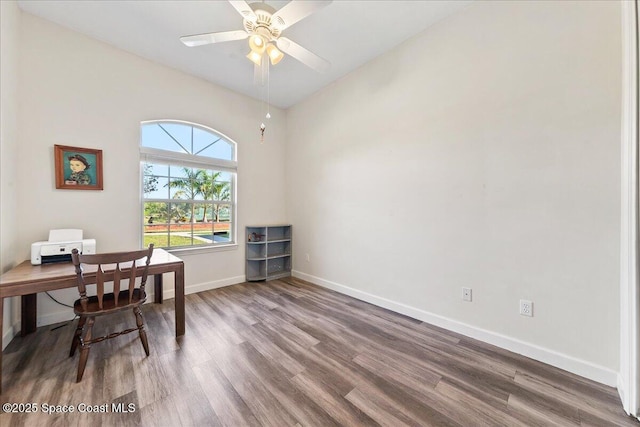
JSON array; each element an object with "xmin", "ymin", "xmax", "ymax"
[{"xmin": 166, "ymin": 243, "xmax": 238, "ymax": 256}]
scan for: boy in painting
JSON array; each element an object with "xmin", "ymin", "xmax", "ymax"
[{"xmin": 66, "ymin": 154, "xmax": 91, "ymax": 185}]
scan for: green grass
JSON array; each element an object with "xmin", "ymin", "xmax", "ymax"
[{"xmin": 144, "ymin": 234, "xmax": 197, "ymax": 248}]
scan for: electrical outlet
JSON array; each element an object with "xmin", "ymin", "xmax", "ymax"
[
  {"xmin": 305, "ymin": 253, "xmax": 310, "ymax": 262},
  {"xmin": 462, "ymin": 287, "xmax": 472, "ymax": 302},
  {"xmin": 520, "ymin": 299, "xmax": 533, "ymax": 317}
]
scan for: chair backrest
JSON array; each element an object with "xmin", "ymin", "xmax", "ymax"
[{"xmin": 71, "ymin": 244, "xmax": 154, "ymax": 311}]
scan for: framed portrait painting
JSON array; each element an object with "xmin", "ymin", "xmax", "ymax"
[{"xmin": 54, "ymin": 144, "xmax": 103, "ymax": 190}]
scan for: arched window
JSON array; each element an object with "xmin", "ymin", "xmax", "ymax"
[{"xmin": 140, "ymin": 120, "xmax": 237, "ymax": 249}]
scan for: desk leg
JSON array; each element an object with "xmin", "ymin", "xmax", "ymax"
[
  {"xmin": 154, "ymin": 273, "xmax": 163, "ymax": 304},
  {"xmin": 175, "ymin": 266, "xmax": 185, "ymax": 337},
  {"xmin": 21, "ymin": 294, "xmax": 37, "ymax": 336}
]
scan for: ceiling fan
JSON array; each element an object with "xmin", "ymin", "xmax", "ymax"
[{"xmin": 180, "ymin": 0, "xmax": 332, "ymax": 73}]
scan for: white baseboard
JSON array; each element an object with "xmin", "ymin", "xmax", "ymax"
[
  {"xmin": 619, "ymin": 372, "xmax": 640, "ymax": 420},
  {"xmin": 5, "ymin": 275, "xmax": 247, "ymax": 339},
  {"xmin": 162, "ymin": 275, "xmax": 245, "ymax": 300},
  {"xmin": 293, "ymin": 270, "xmax": 618, "ymax": 387},
  {"xmin": 617, "ymin": 373, "xmax": 629, "ymax": 415}
]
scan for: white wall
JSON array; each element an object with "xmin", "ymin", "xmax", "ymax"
[
  {"xmin": 1, "ymin": 1, "xmax": 21, "ymax": 347},
  {"xmin": 14, "ymin": 13, "xmax": 288, "ymax": 326},
  {"xmin": 287, "ymin": 0, "xmax": 622, "ymax": 384}
]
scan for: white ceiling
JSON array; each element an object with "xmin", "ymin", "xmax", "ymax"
[{"xmin": 17, "ymin": 0, "xmax": 471, "ymax": 109}]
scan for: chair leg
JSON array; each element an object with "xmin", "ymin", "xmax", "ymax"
[
  {"xmin": 69, "ymin": 315, "xmax": 86, "ymax": 357},
  {"xmin": 76, "ymin": 317, "xmax": 95, "ymax": 382},
  {"xmin": 134, "ymin": 306, "xmax": 150, "ymax": 356}
]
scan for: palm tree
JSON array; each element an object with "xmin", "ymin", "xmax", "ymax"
[
  {"xmin": 198, "ymin": 171, "xmax": 230, "ymax": 222},
  {"xmin": 198, "ymin": 172, "xmax": 214, "ymax": 222},
  {"xmin": 212, "ymin": 179, "xmax": 231, "ymax": 222},
  {"xmin": 166, "ymin": 168, "xmax": 207, "ymax": 223},
  {"xmin": 166, "ymin": 168, "xmax": 231, "ymax": 223}
]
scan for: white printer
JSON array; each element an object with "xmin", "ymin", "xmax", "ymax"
[{"xmin": 31, "ymin": 229, "xmax": 96, "ymax": 265}]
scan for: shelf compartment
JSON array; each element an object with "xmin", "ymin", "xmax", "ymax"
[
  {"xmin": 246, "ymin": 259, "xmax": 266, "ymax": 281},
  {"xmin": 267, "ymin": 256, "xmax": 291, "ymax": 276},
  {"xmin": 267, "ymin": 226, "xmax": 291, "ymax": 242},
  {"xmin": 247, "ymin": 242, "xmax": 267, "ymax": 259},
  {"xmin": 267, "ymin": 241, "xmax": 291, "ymax": 258},
  {"xmin": 246, "ymin": 227, "xmax": 267, "ymax": 243}
]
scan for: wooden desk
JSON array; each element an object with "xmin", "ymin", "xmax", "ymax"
[{"xmin": 0, "ymin": 248, "xmax": 184, "ymax": 393}]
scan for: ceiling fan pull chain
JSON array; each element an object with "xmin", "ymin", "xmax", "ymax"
[{"xmin": 266, "ymin": 61, "xmax": 271, "ymax": 120}]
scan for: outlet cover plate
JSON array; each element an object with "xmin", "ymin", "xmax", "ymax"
[
  {"xmin": 520, "ymin": 299, "xmax": 533, "ymax": 317},
  {"xmin": 462, "ymin": 287, "xmax": 472, "ymax": 302}
]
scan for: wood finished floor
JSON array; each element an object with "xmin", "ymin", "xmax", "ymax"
[{"xmin": 1, "ymin": 277, "xmax": 638, "ymax": 426}]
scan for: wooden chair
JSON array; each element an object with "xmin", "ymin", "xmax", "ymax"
[{"xmin": 70, "ymin": 244, "xmax": 154, "ymax": 382}]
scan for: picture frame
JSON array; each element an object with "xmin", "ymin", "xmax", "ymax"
[{"xmin": 54, "ymin": 144, "xmax": 103, "ymax": 190}]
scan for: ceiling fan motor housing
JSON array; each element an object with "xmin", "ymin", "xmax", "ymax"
[{"xmin": 243, "ymin": 3, "xmax": 282, "ymax": 41}]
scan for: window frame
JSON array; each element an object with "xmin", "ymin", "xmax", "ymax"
[{"xmin": 139, "ymin": 120, "xmax": 238, "ymax": 253}]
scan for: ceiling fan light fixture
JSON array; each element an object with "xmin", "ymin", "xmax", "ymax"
[
  {"xmin": 249, "ymin": 34, "xmax": 266, "ymax": 54},
  {"xmin": 179, "ymin": 0, "xmax": 333, "ymax": 73},
  {"xmin": 266, "ymin": 44, "xmax": 284, "ymax": 65},
  {"xmin": 246, "ymin": 50, "xmax": 262, "ymax": 66}
]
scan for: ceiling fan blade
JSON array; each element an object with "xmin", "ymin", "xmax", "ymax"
[
  {"xmin": 228, "ymin": 0, "xmax": 257, "ymax": 22},
  {"xmin": 276, "ymin": 37, "xmax": 330, "ymax": 73},
  {"xmin": 272, "ymin": 1, "xmax": 332, "ymax": 31},
  {"xmin": 180, "ymin": 30, "xmax": 248, "ymax": 47}
]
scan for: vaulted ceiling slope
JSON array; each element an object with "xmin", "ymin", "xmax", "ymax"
[{"xmin": 17, "ymin": 0, "xmax": 472, "ymax": 109}]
